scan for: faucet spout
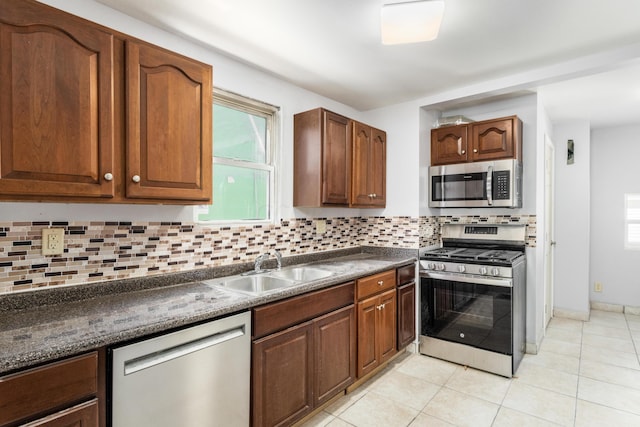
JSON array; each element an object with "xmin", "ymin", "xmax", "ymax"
[{"xmin": 272, "ymin": 250, "xmax": 282, "ymax": 269}]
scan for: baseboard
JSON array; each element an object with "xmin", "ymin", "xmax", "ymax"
[
  {"xmin": 625, "ymin": 305, "xmax": 640, "ymax": 315},
  {"xmin": 553, "ymin": 307, "xmax": 590, "ymax": 321},
  {"xmin": 591, "ymin": 301, "xmax": 624, "ymax": 313}
]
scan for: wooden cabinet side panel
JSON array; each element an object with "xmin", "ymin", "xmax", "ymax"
[
  {"xmin": 293, "ymin": 109, "xmax": 323, "ymax": 206},
  {"xmin": 0, "ymin": 352, "xmax": 98, "ymax": 426},
  {"xmin": 322, "ymin": 111, "xmax": 351, "ymax": 205},
  {"xmin": 397, "ymin": 282, "xmax": 416, "ymax": 350},
  {"xmin": 0, "ymin": 1, "xmax": 115, "ymax": 198},
  {"xmin": 252, "ymin": 323, "xmax": 314, "ymax": 427},
  {"xmin": 313, "ymin": 305, "xmax": 356, "ymax": 405},
  {"xmin": 356, "ymin": 296, "xmax": 378, "ymax": 378},
  {"xmin": 378, "ymin": 289, "xmax": 397, "ymax": 364},
  {"xmin": 430, "ymin": 126, "xmax": 468, "ymax": 165},
  {"xmin": 125, "ymin": 40, "xmax": 212, "ymax": 201}
]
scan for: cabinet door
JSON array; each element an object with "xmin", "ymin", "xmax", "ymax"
[
  {"xmin": 397, "ymin": 282, "xmax": 416, "ymax": 350},
  {"xmin": 252, "ymin": 322, "xmax": 314, "ymax": 427},
  {"xmin": 356, "ymin": 295, "xmax": 379, "ymax": 378},
  {"xmin": 314, "ymin": 305, "xmax": 356, "ymax": 406},
  {"xmin": 471, "ymin": 117, "xmax": 515, "ymax": 161},
  {"xmin": 125, "ymin": 40, "xmax": 212, "ymax": 201},
  {"xmin": 368, "ymin": 127, "xmax": 386, "ymax": 207},
  {"xmin": 322, "ymin": 111, "xmax": 351, "ymax": 204},
  {"xmin": 431, "ymin": 125, "xmax": 468, "ymax": 165},
  {"xmin": 23, "ymin": 400, "xmax": 98, "ymax": 427},
  {"xmin": 378, "ymin": 288, "xmax": 397, "ymax": 364},
  {"xmin": 0, "ymin": 0, "xmax": 115, "ymax": 198},
  {"xmin": 351, "ymin": 121, "xmax": 371, "ymax": 206}
]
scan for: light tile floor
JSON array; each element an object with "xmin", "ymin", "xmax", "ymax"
[{"xmin": 301, "ymin": 310, "xmax": 640, "ymax": 427}]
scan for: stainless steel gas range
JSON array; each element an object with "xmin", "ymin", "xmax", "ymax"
[{"xmin": 419, "ymin": 224, "xmax": 526, "ymax": 377}]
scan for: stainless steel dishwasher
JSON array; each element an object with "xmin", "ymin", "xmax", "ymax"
[{"xmin": 110, "ymin": 311, "xmax": 251, "ymax": 427}]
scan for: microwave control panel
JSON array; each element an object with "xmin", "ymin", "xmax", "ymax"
[{"xmin": 493, "ymin": 171, "xmax": 511, "ymax": 199}]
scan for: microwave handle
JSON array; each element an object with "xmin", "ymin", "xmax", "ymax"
[{"xmin": 486, "ymin": 165, "xmax": 493, "ymax": 205}]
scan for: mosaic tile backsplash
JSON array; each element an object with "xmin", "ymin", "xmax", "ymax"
[{"xmin": 0, "ymin": 215, "xmax": 536, "ymax": 294}]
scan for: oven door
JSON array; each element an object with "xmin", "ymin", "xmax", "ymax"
[{"xmin": 420, "ymin": 273, "xmax": 512, "ymax": 355}]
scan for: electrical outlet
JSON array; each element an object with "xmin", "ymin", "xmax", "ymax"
[
  {"xmin": 594, "ymin": 282, "xmax": 603, "ymax": 292},
  {"xmin": 315, "ymin": 220, "xmax": 327, "ymax": 234},
  {"xmin": 42, "ymin": 228, "xmax": 65, "ymax": 255}
]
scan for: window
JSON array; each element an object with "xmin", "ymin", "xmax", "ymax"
[
  {"xmin": 196, "ymin": 89, "xmax": 278, "ymax": 223},
  {"xmin": 625, "ymin": 194, "xmax": 640, "ymax": 249}
]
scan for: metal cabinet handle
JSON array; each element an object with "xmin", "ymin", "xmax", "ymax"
[
  {"xmin": 104, "ymin": 173, "xmax": 113, "ymax": 181},
  {"xmin": 377, "ymin": 280, "xmax": 384, "ymax": 286},
  {"xmin": 132, "ymin": 175, "xmax": 141, "ymax": 183}
]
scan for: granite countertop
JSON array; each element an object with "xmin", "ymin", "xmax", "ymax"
[{"xmin": 0, "ymin": 249, "xmax": 416, "ymax": 374}]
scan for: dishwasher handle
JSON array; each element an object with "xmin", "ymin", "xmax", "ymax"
[{"xmin": 124, "ymin": 325, "xmax": 246, "ymax": 376}]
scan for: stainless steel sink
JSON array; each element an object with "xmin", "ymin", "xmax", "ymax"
[
  {"xmin": 216, "ymin": 275, "xmax": 296, "ymax": 294},
  {"xmin": 269, "ymin": 267, "xmax": 333, "ymax": 282}
]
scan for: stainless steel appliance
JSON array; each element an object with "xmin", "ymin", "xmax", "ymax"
[
  {"xmin": 419, "ymin": 224, "xmax": 526, "ymax": 377},
  {"xmin": 429, "ymin": 159, "xmax": 522, "ymax": 208},
  {"xmin": 110, "ymin": 311, "xmax": 251, "ymax": 427}
]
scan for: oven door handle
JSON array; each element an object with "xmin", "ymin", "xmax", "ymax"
[{"xmin": 424, "ymin": 272, "xmax": 512, "ymax": 288}]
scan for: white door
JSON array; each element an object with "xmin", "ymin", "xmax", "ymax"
[{"xmin": 544, "ymin": 135, "xmax": 555, "ymax": 328}]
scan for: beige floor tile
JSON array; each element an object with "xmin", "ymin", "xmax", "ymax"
[
  {"xmin": 514, "ymin": 361, "xmax": 578, "ymax": 397},
  {"xmin": 581, "ymin": 344, "xmax": 640, "ymax": 370},
  {"xmin": 539, "ymin": 337, "xmax": 582, "ymax": 357},
  {"xmin": 300, "ymin": 411, "xmax": 338, "ymax": 427},
  {"xmin": 422, "ymin": 387, "xmax": 499, "ymax": 427},
  {"xmin": 578, "ymin": 377, "xmax": 640, "ymax": 416},
  {"xmin": 523, "ymin": 350, "xmax": 580, "ymax": 375},
  {"xmin": 589, "ymin": 310, "xmax": 628, "ymax": 328},
  {"xmin": 444, "ymin": 366, "xmax": 511, "ymax": 404},
  {"xmin": 502, "ymin": 382, "xmax": 576, "ymax": 426},
  {"xmin": 580, "ymin": 359, "xmax": 640, "ymax": 391},
  {"xmin": 626, "ymin": 317, "xmax": 640, "ymax": 331},
  {"xmin": 544, "ymin": 326, "xmax": 582, "ymax": 344},
  {"xmin": 369, "ymin": 369, "xmax": 440, "ymax": 411},
  {"xmin": 396, "ymin": 354, "xmax": 458, "ymax": 386},
  {"xmin": 548, "ymin": 317, "xmax": 583, "ymax": 332},
  {"xmin": 325, "ymin": 418, "xmax": 354, "ymax": 427},
  {"xmin": 338, "ymin": 391, "xmax": 419, "ymax": 427},
  {"xmin": 492, "ymin": 406, "xmax": 560, "ymax": 427},
  {"xmin": 407, "ymin": 413, "xmax": 455, "ymax": 427},
  {"xmin": 324, "ymin": 388, "xmax": 368, "ymax": 416},
  {"xmin": 583, "ymin": 322, "xmax": 631, "ymax": 339},
  {"xmin": 581, "ymin": 333, "xmax": 636, "ymax": 353},
  {"xmin": 575, "ymin": 399, "xmax": 640, "ymax": 427}
]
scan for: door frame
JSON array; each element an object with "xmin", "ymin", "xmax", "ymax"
[{"xmin": 543, "ymin": 135, "xmax": 556, "ymax": 329}]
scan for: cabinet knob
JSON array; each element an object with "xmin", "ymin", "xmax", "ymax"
[
  {"xmin": 377, "ymin": 280, "xmax": 384, "ymax": 286},
  {"xmin": 372, "ymin": 193, "xmax": 377, "ymax": 198},
  {"xmin": 368, "ymin": 193, "xmax": 373, "ymax": 198},
  {"xmin": 132, "ymin": 175, "xmax": 141, "ymax": 183},
  {"xmin": 461, "ymin": 150, "xmax": 466, "ymax": 154},
  {"xmin": 473, "ymin": 149, "xmax": 478, "ymax": 153},
  {"xmin": 103, "ymin": 173, "xmax": 113, "ymax": 181}
]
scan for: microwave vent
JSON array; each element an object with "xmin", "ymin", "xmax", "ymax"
[{"xmin": 434, "ymin": 115, "xmax": 475, "ymax": 128}]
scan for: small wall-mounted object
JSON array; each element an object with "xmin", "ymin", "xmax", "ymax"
[{"xmin": 567, "ymin": 139, "xmax": 575, "ymax": 164}]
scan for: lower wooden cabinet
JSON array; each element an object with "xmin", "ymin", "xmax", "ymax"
[
  {"xmin": 251, "ymin": 283, "xmax": 356, "ymax": 427},
  {"xmin": 397, "ymin": 263, "xmax": 416, "ymax": 350},
  {"xmin": 0, "ymin": 352, "xmax": 101, "ymax": 427}
]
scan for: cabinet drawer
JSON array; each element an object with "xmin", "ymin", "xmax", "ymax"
[
  {"xmin": 397, "ymin": 264, "xmax": 416, "ymax": 286},
  {"xmin": 0, "ymin": 352, "xmax": 98, "ymax": 426},
  {"xmin": 253, "ymin": 282, "xmax": 355, "ymax": 339},
  {"xmin": 356, "ymin": 270, "xmax": 396, "ymax": 300}
]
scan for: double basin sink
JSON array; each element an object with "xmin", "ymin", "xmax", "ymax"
[{"xmin": 206, "ymin": 266, "xmax": 334, "ymax": 295}]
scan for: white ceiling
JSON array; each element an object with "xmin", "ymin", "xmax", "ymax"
[{"xmin": 96, "ymin": 0, "xmax": 640, "ymax": 127}]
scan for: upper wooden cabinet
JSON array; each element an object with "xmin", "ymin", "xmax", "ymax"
[
  {"xmin": 431, "ymin": 115, "xmax": 522, "ymax": 166},
  {"xmin": 0, "ymin": 0, "xmax": 212, "ymax": 204},
  {"xmin": 293, "ymin": 108, "xmax": 386, "ymax": 208},
  {"xmin": 351, "ymin": 122, "xmax": 386, "ymax": 207}
]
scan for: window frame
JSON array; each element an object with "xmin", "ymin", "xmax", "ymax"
[
  {"xmin": 624, "ymin": 193, "xmax": 640, "ymax": 250},
  {"xmin": 195, "ymin": 88, "xmax": 279, "ymax": 225}
]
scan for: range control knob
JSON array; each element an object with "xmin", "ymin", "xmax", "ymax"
[
  {"xmin": 457, "ymin": 265, "xmax": 466, "ymax": 273},
  {"xmin": 427, "ymin": 263, "xmax": 436, "ymax": 270},
  {"xmin": 479, "ymin": 267, "xmax": 488, "ymax": 275},
  {"xmin": 491, "ymin": 268, "xmax": 500, "ymax": 276},
  {"xmin": 437, "ymin": 263, "xmax": 446, "ymax": 271}
]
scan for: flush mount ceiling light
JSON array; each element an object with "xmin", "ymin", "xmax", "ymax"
[{"xmin": 381, "ymin": 0, "xmax": 445, "ymax": 45}]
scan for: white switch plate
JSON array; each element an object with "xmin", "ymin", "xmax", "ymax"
[{"xmin": 42, "ymin": 228, "xmax": 65, "ymax": 255}]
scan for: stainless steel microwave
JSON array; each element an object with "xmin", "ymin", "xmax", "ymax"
[{"xmin": 429, "ymin": 159, "xmax": 522, "ymax": 208}]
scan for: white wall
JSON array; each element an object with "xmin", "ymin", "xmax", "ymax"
[
  {"xmin": 552, "ymin": 122, "xmax": 591, "ymax": 316},
  {"xmin": 590, "ymin": 125, "xmax": 640, "ymax": 306}
]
